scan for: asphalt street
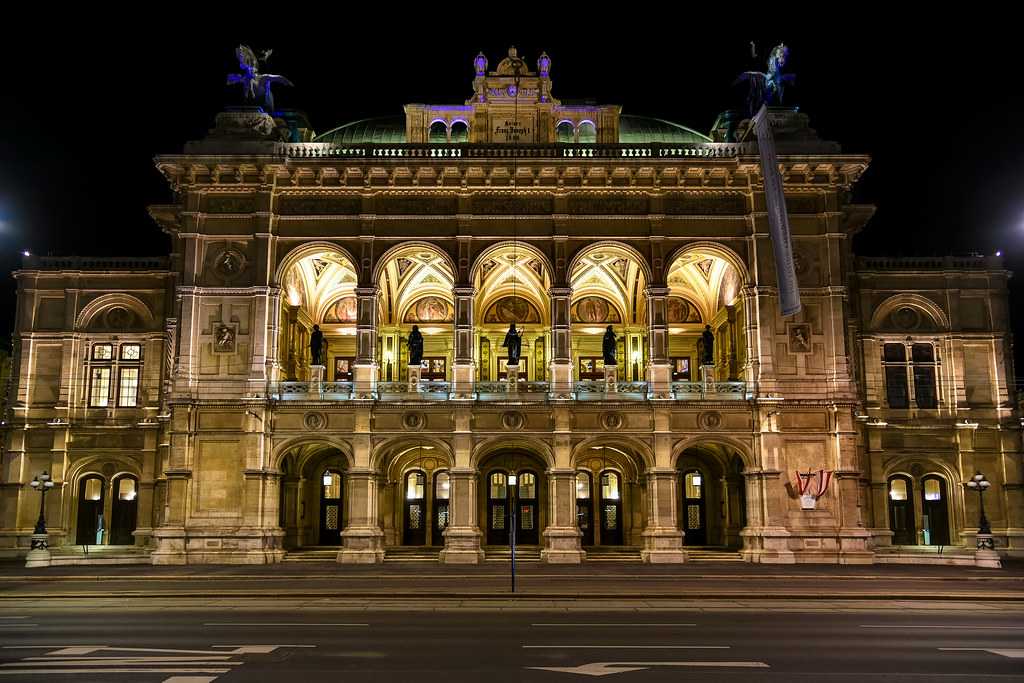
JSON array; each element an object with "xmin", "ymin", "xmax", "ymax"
[{"xmin": 1, "ymin": 605, "xmax": 1023, "ymax": 681}]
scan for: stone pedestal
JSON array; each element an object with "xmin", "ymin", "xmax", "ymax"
[
  {"xmin": 352, "ymin": 361, "xmax": 377, "ymax": 399},
  {"xmin": 646, "ymin": 361, "xmax": 673, "ymax": 399},
  {"xmin": 548, "ymin": 360, "xmax": 573, "ymax": 399},
  {"xmin": 641, "ymin": 527, "xmax": 687, "ymax": 563},
  {"xmin": 407, "ymin": 364, "xmax": 422, "ymax": 393},
  {"xmin": 451, "ymin": 361, "xmax": 475, "ymax": 399},
  {"xmin": 541, "ymin": 470, "xmax": 585, "ymax": 564},
  {"xmin": 975, "ymin": 533, "xmax": 1002, "ymax": 568},
  {"xmin": 440, "ymin": 526, "xmax": 485, "ymax": 564},
  {"xmin": 440, "ymin": 468, "xmax": 484, "ymax": 564},
  {"xmin": 310, "ymin": 364, "xmax": 325, "ymax": 396},
  {"xmin": 505, "ymin": 363, "xmax": 520, "ymax": 392},
  {"xmin": 700, "ymin": 363, "xmax": 715, "ymax": 389},
  {"xmin": 338, "ymin": 527, "xmax": 385, "ymax": 564},
  {"xmin": 25, "ymin": 533, "xmax": 51, "ymax": 568},
  {"xmin": 603, "ymin": 365, "xmax": 618, "ymax": 393}
]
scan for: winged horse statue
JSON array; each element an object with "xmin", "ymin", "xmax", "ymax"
[{"xmin": 227, "ymin": 45, "xmax": 293, "ymax": 112}]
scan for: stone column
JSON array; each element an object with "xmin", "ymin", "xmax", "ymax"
[
  {"xmin": 541, "ymin": 468, "xmax": 584, "ymax": 563},
  {"xmin": 451, "ymin": 286, "xmax": 476, "ymax": 398},
  {"xmin": 339, "ymin": 468, "xmax": 384, "ymax": 564},
  {"xmin": 440, "ymin": 467, "xmax": 484, "ymax": 564},
  {"xmin": 285, "ymin": 305, "xmax": 300, "ymax": 381},
  {"xmin": 352, "ymin": 287, "xmax": 379, "ymax": 398},
  {"xmin": 641, "ymin": 468, "xmax": 686, "ymax": 563},
  {"xmin": 644, "ymin": 286, "xmax": 672, "ymax": 399},
  {"xmin": 548, "ymin": 287, "xmax": 573, "ymax": 397}
]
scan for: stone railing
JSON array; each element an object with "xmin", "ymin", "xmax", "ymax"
[
  {"xmin": 856, "ymin": 255, "xmax": 998, "ymax": 271},
  {"xmin": 269, "ymin": 380, "xmax": 749, "ymax": 402},
  {"xmin": 671, "ymin": 381, "xmax": 749, "ymax": 400},
  {"xmin": 25, "ymin": 256, "xmax": 171, "ymax": 271},
  {"xmin": 283, "ymin": 142, "xmax": 746, "ymax": 161}
]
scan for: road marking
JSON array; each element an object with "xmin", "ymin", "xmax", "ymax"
[
  {"xmin": 523, "ymin": 645, "xmax": 728, "ymax": 649},
  {"xmin": 0, "ymin": 625, "xmax": 37, "ymax": 628},
  {"xmin": 527, "ymin": 661, "xmax": 768, "ymax": 676},
  {"xmin": 4, "ymin": 661, "xmax": 242, "ymax": 667},
  {"xmin": 203, "ymin": 623, "xmax": 368, "ymax": 627},
  {"xmin": 939, "ymin": 648, "xmax": 1024, "ymax": 658},
  {"xmin": 863, "ymin": 624, "xmax": 1024, "ymax": 630},
  {"xmin": 0, "ymin": 617, "xmax": 29, "ymax": 620},
  {"xmin": 163, "ymin": 678, "xmax": 218, "ymax": 683},
  {"xmin": 531, "ymin": 623, "xmax": 697, "ymax": 627},
  {"xmin": 0, "ymin": 668, "xmax": 232, "ymax": 675}
]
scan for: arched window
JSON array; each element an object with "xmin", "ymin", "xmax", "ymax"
[
  {"xmin": 403, "ymin": 471, "xmax": 427, "ymax": 545},
  {"xmin": 449, "ymin": 121, "xmax": 469, "ymax": 143},
  {"xmin": 575, "ymin": 471, "xmax": 593, "ymax": 546},
  {"xmin": 428, "ymin": 121, "xmax": 448, "ymax": 143},
  {"xmin": 433, "ymin": 470, "xmax": 450, "ymax": 546},
  {"xmin": 599, "ymin": 471, "xmax": 623, "ymax": 545},
  {"xmin": 577, "ymin": 121, "xmax": 597, "ymax": 143},
  {"xmin": 110, "ymin": 475, "xmax": 138, "ymax": 545},
  {"xmin": 76, "ymin": 475, "xmax": 106, "ymax": 545},
  {"xmin": 556, "ymin": 121, "xmax": 575, "ymax": 143},
  {"xmin": 921, "ymin": 475, "xmax": 950, "ymax": 545}
]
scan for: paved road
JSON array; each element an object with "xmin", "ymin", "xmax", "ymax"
[{"xmin": 1, "ymin": 605, "xmax": 1023, "ymax": 681}]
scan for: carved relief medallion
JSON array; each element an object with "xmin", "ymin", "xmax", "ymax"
[
  {"xmin": 698, "ymin": 411, "xmax": 723, "ymax": 431},
  {"xmin": 601, "ymin": 412, "xmax": 625, "ymax": 431},
  {"xmin": 303, "ymin": 411, "xmax": 327, "ymax": 431},
  {"xmin": 501, "ymin": 411, "xmax": 526, "ymax": 431},
  {"xmin": 213, "ymin": 249, "xmax": 247, "ymax": 282},
  {"xmin": 402, "ymin": 412, "xmax": 426, "ymax": 431}
]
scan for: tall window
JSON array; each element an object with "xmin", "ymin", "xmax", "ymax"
[
  {"xmin": 882, "ymin": 342, "xmax": 938, "ymax": 409},
  {"xmin": 88, "ymin": 342, "xmax": 143, "ymax": 407}
]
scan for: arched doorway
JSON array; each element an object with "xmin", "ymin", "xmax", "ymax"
[
  {"xmin": 921, "ymin": 475, "xmax": 950, "ymax": 546},
  {"xmin": 479, "ymin": 451, "xmax": 546, "ymax": 547},
  {"xmin": 277, "ymin": 246, "xmax": 359, "ymax": 383},
  {"xmin": 676, "ymin": 442, "xmax": 746, "ymax": 548},
  {"xmin": 374, "ymin": 245, "xmax": 456, "ymax": 386},
  {"xmin": 666, "ymin": 246, "xmax": 747, "ymax": 383},
  {"xmin": 472, "ymin": 244, "xmax": 552, "ymax": 383},
  {"xmin": 568, "ymin": 244, "xmax": 649, "ymax": 384},
  {"xmin": 320, "ymin": 469, "xmax": 344, "ymax": 545},
  {"xmin": 76, "ymin": 475, "xmax": 105, "ymax": 545},
  {"xmin": 888, "ymin": 475, "xmax": 915, "ymax": 545},
  {"xmin": 110, "ymin": 475, "xmax": 139, "ymax": 545},
  {"xmin": 276, "ymin": 442, "xmax": 349, "ymax": 549},
  {"xmin": 599, "ymin": 471, "xmax": 624, "ymax": 546},
  {"xmin": 402, "ymin": 470, "xmax": 427, "ymax": 546},
  {"xmin": 682, "ymin": 469, "xmax": 706, "ymax": 546}
]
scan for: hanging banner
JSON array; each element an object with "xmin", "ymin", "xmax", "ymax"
[{"xmin": 752, "ymin": 105, "xmax": 801, "ymax": 317}]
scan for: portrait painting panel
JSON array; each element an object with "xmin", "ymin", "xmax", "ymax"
[
  {"xmin": 483, "ymin": 296, "xmax": 541, "ymax": 324},
  {"xmin": 788, "ymin": 323, "xmax": 812, "ymax": 354},
  {"xmin": 323, "ymin": 296, "xmax": 358, "ymax": 324},
  {"xmin": 570, "ymin": 296, "xmax": 621, "ymax": 323},
  {"xmin": 403, "ymin": 296, "xmax": 454, "ymax": 323},
  {"xmin": 214, "ymin": 324, "xmax": 236, "ymax": 354},
  {"xmin": 666, "ymin": 297, "xmax": 701, "ymax": 324}
]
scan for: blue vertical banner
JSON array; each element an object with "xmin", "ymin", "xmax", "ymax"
[{"xmin": 752, "ymin": 105, "xmax": 802, "ymax": 317}]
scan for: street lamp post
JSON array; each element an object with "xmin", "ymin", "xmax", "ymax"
[
  {"xmin": 966, "ymin": 471, "xmax": 992, "ymax": 548},
  {"xmin": 26, "ymin": 470, "xmax": 55, "ymax": 568}
]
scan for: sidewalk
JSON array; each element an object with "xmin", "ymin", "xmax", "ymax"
[{"xmin": 2, "ymin": 559, "xmax": 1022, "ymax": 602}]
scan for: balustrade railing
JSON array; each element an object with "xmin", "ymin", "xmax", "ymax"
[
  {"xmin": 269, "ymin": 379, "xmax": 748, "ymax": 401},
  {"xmin": 283, "ymin": 142, "xmax": 746, "ymax": 161}
]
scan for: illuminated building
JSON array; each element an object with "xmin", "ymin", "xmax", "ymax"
[{"xmin": 2, "ymin": 49, "xmax": 1020, "ymax": 565}]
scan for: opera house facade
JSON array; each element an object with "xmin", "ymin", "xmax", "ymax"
[{"xmin": 2, "ymin": 49, "xmax": 1020, "ymax": 566}]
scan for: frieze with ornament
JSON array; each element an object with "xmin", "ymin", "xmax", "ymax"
[{"xmin": 277, "ymin": 195, "xmax": 363, "ymax": 215}]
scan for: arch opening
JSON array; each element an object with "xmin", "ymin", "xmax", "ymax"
[{"xmin": 676, "ymin": 442, "xmax": 748, "ymax": 548}]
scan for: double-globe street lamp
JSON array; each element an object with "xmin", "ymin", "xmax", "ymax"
[
  {"xmin": 966, "ymin": 471, "xmax": 993, "ymax": 550},
  {"xmin": 26, "ymin": 471, "xmax": 55, "ymax": 568}
]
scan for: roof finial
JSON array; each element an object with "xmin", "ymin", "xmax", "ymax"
[{"xmin": 508, "ymin": 46, "xmax": 518, "ymax": 59}]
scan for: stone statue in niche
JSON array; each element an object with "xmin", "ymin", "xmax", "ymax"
[
  {"xmin": 503, "ymin": 323, "xmax": 523, "ymax": 365},
  {"xmin": 214, "ymin": 324, "xmax": 236, "ymax": 354},
  {"xmin": 310, "ymin": 324, "xmax": 327, "ymax": 366},
  {"xmin": 602, "ymin": 326, "xmax": 618, "ymax": 366},
  {"xmin": 700, "ymin": 325, "xmax": 715, "ymax": 365},
  {"xmin": 408, "ymin": 325, "xmax": 424, "ymax": 366}
]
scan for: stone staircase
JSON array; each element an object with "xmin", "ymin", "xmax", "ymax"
[
  {"xmin": 281, "ymin": 546, "xmax": 340, "ymax": 563},
  {"xmin": 584, "ymin": 546, "xmax": 643, "ymax": 562},
  {"xmin": 685, "ymin": 547, "xmax": 745, "ymax": 563},
  {"xmin": 49, "ymin": 545, "xmax": 152, "ymax": 566},
  {"xmin": 484, "ymin": 546, "xmax": 542, "ymax": 562},
  {"xmin": 383, "ymin": 546, "xmax": 442, "ymax": 562}
]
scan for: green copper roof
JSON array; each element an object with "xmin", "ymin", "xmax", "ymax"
[
  {"xmin": 314, "ymin": 116, "xmax": 407, "ymax": 145},
  {"xmin": 313, "ymin": 114, "xmax": 710, "ymax": 145},
  {"xmin": 618, "ymin": 114, "xmax": 711, "ymax": 144}
]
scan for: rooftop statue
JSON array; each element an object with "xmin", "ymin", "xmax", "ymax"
[
  {"xmin": 735, "ymin": 43, "xmax": 795, "ymax": 115},
  {"xmin": 227, "ymin": 45, "xmax": 293, "ymax": 113}
]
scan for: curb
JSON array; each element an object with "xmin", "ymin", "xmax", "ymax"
[{"xmin": 2, "ymin": 591, "xmax": 1023, "ymax": 601}]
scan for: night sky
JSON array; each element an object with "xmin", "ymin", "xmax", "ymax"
[{"xmin": 1, "ymin": 21, "xmax": 1021, "ymax": 376}]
